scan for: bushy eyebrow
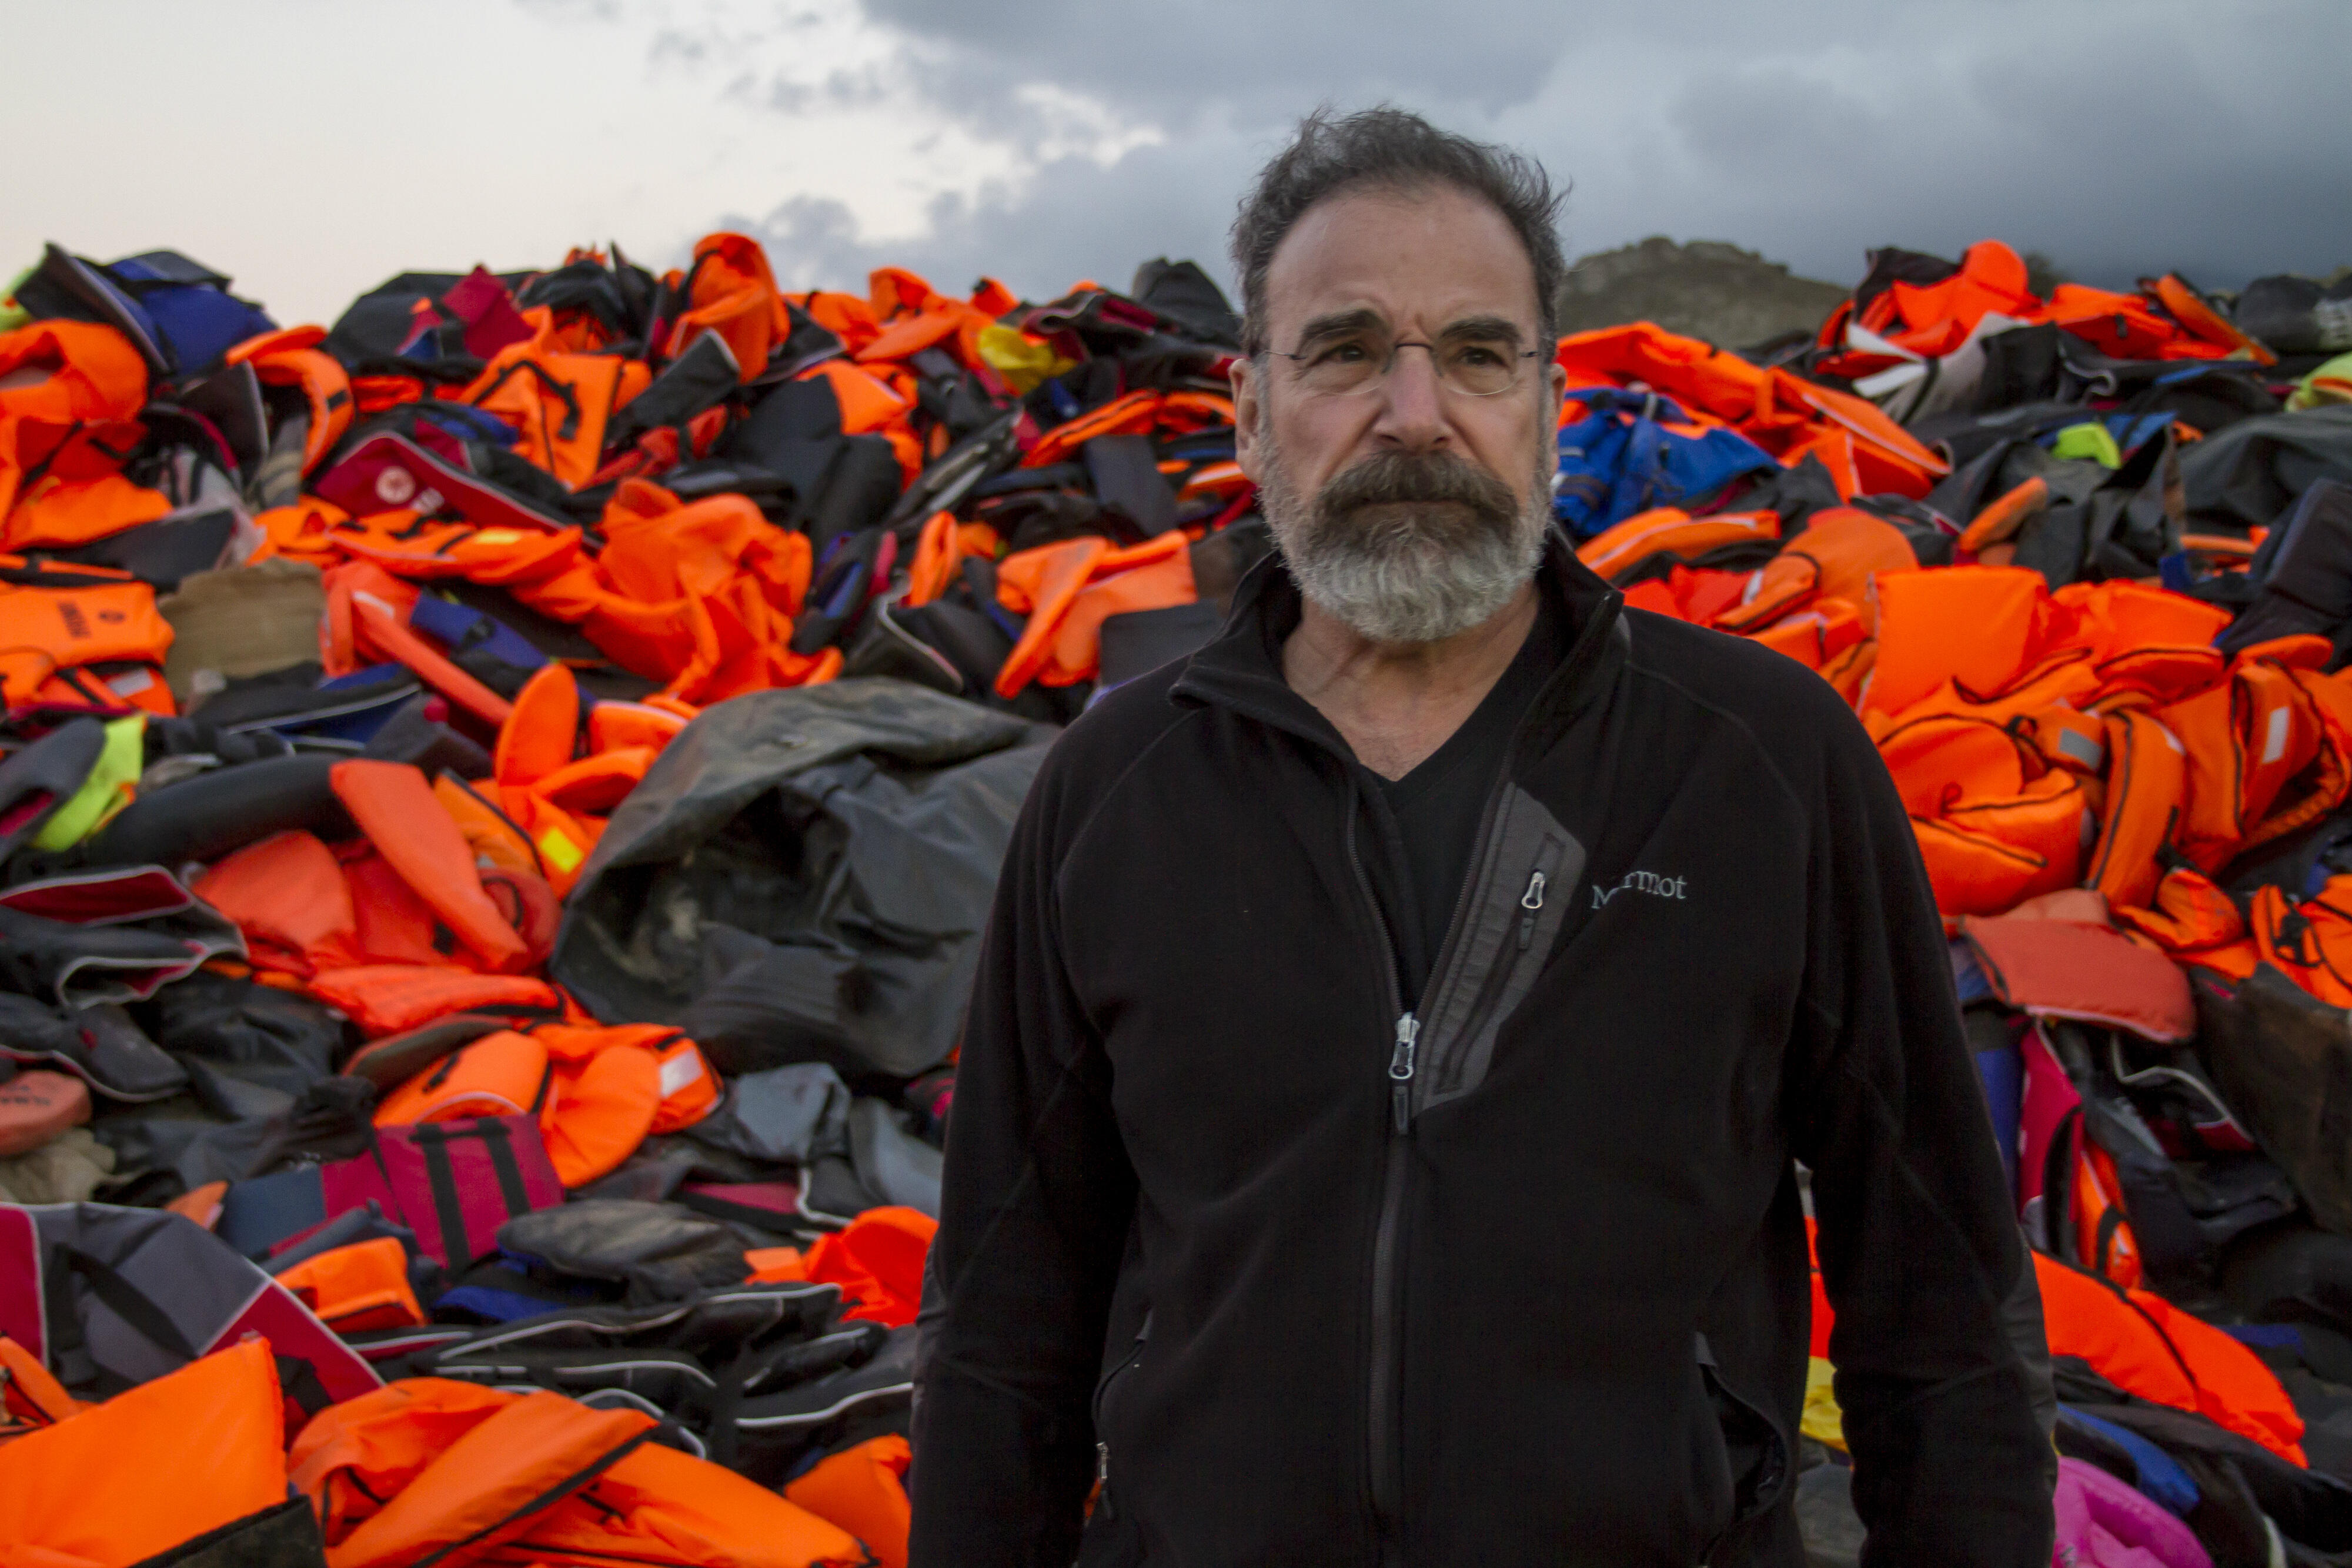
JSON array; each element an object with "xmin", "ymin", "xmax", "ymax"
[
  {"xmin": 1436, "ymin": 314, "xmax": 1526, "ymax": 347},
  {"xmin": 1289, "ymin": 308, "xmax": 1528, "ymax": 350},
  {"xmin": 1291, "ymin": 307, "xmax": 1385, "ymax": 348}
]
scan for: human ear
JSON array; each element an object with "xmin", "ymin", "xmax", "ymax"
[
  {"xmin": 1232, "ymin": 355, "xmax": 1264, "ymax": 481},
  {"xmin": 1539, "ymin": 360, "xmax": 1567, "ymax": 475}
]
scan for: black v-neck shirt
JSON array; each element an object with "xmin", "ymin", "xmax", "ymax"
[{"xmin": 1369, "ymin": 595, "xmax": 1566, "ymax": 1007}]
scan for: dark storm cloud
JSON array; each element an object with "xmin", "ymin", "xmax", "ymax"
[
  {"xmin": 702, "ymin": 0, "xmax": 2350, "ymax": 298},
  {"xmin": 723, "ymin": 135, "xmax": 1259, "ymax": 299}
]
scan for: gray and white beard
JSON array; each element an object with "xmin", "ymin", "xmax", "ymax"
[{"xmin": 1257, "ymin": 434, "xmax": 1553, "ymax": 645}]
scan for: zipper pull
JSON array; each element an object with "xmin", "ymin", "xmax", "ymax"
[
  {"xmin": 1096, "ymin": 1441, "xmax": 1115, "ymax": 1518},
  {"xmin": 1518, "ymin": 870, "xmax": 1547, "ymax": 950},
  {"xmin": 1389, "ymin": 1012, "xmax": 1419, "ymax": 1133}
]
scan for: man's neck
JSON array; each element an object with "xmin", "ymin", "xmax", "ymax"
[{"xmin": 1280, "ymin": 581, "xmax": 1540, "ymax": 781}]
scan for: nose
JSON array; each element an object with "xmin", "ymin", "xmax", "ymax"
[{"xmin": 1370, "ymin": 343, "xmax": 1449, "ymax": 453}]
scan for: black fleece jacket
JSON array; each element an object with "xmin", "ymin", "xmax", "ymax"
[{"xmin": 908, "ymin": 533, "xmax": 2054, "ymax": 1567}]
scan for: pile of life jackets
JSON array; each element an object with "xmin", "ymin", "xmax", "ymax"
[{"xmin": 4, "ymin": 223, "xmax": 2352, "ymax": 1562}]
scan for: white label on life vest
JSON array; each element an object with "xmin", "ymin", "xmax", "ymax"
[
  {"xmin": 659, "ymin": 1048, "xmax": 704, "ymax": 1098},
  {"xmin": 2263, "ymin": 706, "xmax": 2291, "ymax": 765},
  {"xmin": 105, "ymin": 668, "xmax": 154, "ymax": 697}
]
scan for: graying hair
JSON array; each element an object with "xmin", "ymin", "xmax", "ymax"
[{"xmin": 1230, "ymin": 105, "xmax": 1569, "ymax": 355}]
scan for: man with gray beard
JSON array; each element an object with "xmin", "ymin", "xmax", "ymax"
[{"xmin": 910, "ymin": 108, "xmax": 2052, "ymax": 1566}]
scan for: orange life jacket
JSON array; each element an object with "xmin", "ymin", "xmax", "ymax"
[
  {"xmin": 0, "ymin": 1335, "xmax": 79, "ymax": 1438},
  {"xmin": 0, "ymin": 319, "xmax": 153, "ymax": 530},
  {"xmin": 994, "ymin": 533, "xmax": 1197, "ymax": 696},
  {"xmin": 2074, "ymin": 1140, "xmax": 2145, "ymax": 1288},
  {"xmin": 292, "ymin": 1378, "xmax": 869, "ymax": 1567},
  {"xmin": 2156, "ymin": 654, "xmax": 2337, "ymax": 872},
  {"xmin": 667, "ymin": 233, "xmax": 794, "ymax": 382},
  {"xmin": 1034, "ymin": 533, "xmax": 1197, "ymax": 691},
  {"xmin": 2110, "ymin": 865, "xmax": 2253, "ymax": 981},
  {"xmin": 499, "ymin": 785, "xmax": 606, "ymax": 896},
  {"xmin": 0, "ymin": 1339, "xmax": 292, "ymax": 1564},
  {"xmin": 333, "ymin": 758, "xmax": 534, "ymax": 972},
  {"xmin": 1576, "ymin": 507, "xmax": 1778, "ymax": 585},
  {"xmin": 194, "ymin": 829, "xmax": 366, "ymax": 977},
  {"xmin": 1844, "ymin": 241, "xmax": 2039, "ymax": 360},
  {"xmin": 1712, "ymin": 507, "xmax": 1910, "ymax": 637},
  {"xmin": 248, "ymin": 493, "xmax": 352, "ymax": 567},
  {"xmin": 433, "ymin": 773, "xmax": 544, "ymax": 880},
  {"xmin": 2042, "ymin": 282, "xmax": 2236, "ymax": 364},
  {"xmin": 587, "ymin": 698, "xmax": 690, "ymax": 754},
  {"xmin": 1619, "ymin": 564, "xmax": 1759, "ymax": 627},
  {"xmin": 784, "ymin": 1206, "xmax": 936, "ymax": 1328},
  {"xmin": 324, "ymin": 1387, "xmax": 658, "ymax": 1568},
  {"xmin": 462, "ymin": 340, "xmax": 648, "ymax": 488},
  {"xmin": 1743, "ymin": 599, "xmax": 1870, "ymax": 680},
  {"xmin": 0, "ymin": 319, "xmax": 149, "ymax": 426},
  {"xmin": 373, "ymin": 1021, "xmax": 713, "ymax": 1185},
  {"xmin": 1558, "ymin": 322, "xmax": 1947, "ymax": 498},
  {"xmin": 376, "ymin": 1028, "xmax": 552, "ymax": 1125},
  {"xmin": 1875, "ymin": 710, "xmax": 2095, "ymax": 915},
  {"xmin": 2034, "ymin": 1250, "xmax": 2307, "ymax": 1466},
  {"xmin": 2050, "ymin": 580, "xmax": 2232, "ymax": 711},
  {"xmin": 227, "ymin": 323, "xmax": 356, "ymax": 474},
  {"xmin": 527, "ymin": 746, "xmax": 655, "ymax": 817},
  {"xmin": 2249, "ymin": 879, "xmax": 2352, "ymax": 1008},
  {"xmin": 517, "ymin": 1434, "xmax": 875, "ymax": 1566},
  {"xmin": 2149, "ymin": 273, "xmax": 2274, "ymax": 363},
  {"xmin": 0, "ymin": 564, "xmax": 176, "ymax": 713},
  {"xmin": 903, "ymin": 510, "xmax": 965, "ymax": 607},
  {"xmin": 533, "ymin": 1029, "xmax": 660, "ymax": 1188},
  {"xmin": 2, "ymin": 469, "xmax": 172, "ymax": 552},
  {"xmin": 1864, "ymin": 566, "xmax": 2076, "ymax": 724},
  {"xmin": 785, "ymin": 1434, "xmax": 913, "ymax": 1568},
  {"xmin": 1020, "ymin": 389, "xmax": 1165, "ymax": 469},
  {"xmin": 321, "ymin": 559, "xmax": 516, "ymax": 728},
  {"xmin": 2082, "ymin": 710, "xmax": 2190, "ymax": 911},
  {"xmin": 290, "ymin": 1378, "xmax": 517, "ymax": 1544},
  {"xmin": 275, "ymin": 1235, "xmax": 427, "ymax": 1335},
  {"xmin": 323, "ymin": 509, "xmax": 585, "ymax": 583},
  {"xmin": 496, "ymin": 661, "xmax": 582, "ymax": 790},
  {"xmin": 303, "ymin": 965, "xmax": 561, "ymax": 1039},
  {"xmin": 516, "ymin": 481, "xmax": 821, "ymax": 707}
]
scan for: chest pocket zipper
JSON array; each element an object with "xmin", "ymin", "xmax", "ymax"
[
  {"xmin": 1093, "ymin": 1310, "xmax": 1151, "ymax": 1520},
  {"xmin": 1421, "ymin": 833, "xmax": 1571, "ymax": 1113}
]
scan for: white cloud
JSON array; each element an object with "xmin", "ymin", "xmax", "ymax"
[{"xmin": 2, "ymin": 0, "xmax": 2341, "ymax": 338}]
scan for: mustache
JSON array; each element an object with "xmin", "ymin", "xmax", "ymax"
[{"xmin": 1315, "ymin": 450, "xmax": 1523, "ymax": 528}]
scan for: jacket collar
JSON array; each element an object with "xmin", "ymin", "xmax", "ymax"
[{"xmin": 1170, "ymin": 526, "xmax": 1626, "ymax": 767}]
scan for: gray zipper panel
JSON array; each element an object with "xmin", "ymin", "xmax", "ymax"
[{"xmin": 1414, "ymin": 783, "xmax": 1582, "ymax": 1118}]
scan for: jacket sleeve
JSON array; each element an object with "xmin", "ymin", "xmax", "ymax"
[
  {"xmin": 1788, "ymin": 700, "xmax": 2056, "ymax": 1565},
  {"xmin": 907, "ymin": 757, "xmax": 1138, "ymax": 1568}
]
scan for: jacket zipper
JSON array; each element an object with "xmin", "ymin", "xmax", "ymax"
[
  {"xmin": 1179, "ymin": 586, "xmax": 1617, "ymax": 1561},
  {"xmin": 1092, "ymin": 1311, "xmax": 1151, "ymax": 1521},
  {"xmin": 1518, "ymin": 867, "xmax": 1548, "ymax": 949},
  {"xmin": 1344, "ymin": 790, "xmax": 1412, "ymax": 1563},
  {"xmin": 1350, "ymin": 727, "xmax": 1562, "ymax": 1561},
  {"xmin": 1388, "ymin": 1014, "xmax": 1418, "ymax": 1134}
]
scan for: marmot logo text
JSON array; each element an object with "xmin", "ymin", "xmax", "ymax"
[{"xmin": 1591, "ymin": 871, "xmax": 1687, "ymax": 908}]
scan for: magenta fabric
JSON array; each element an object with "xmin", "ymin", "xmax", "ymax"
[
  {"xmin": 2017, "ymin": 1022, "xmax": 2084, "ymax": 1219},
  {"xmin": 211, "ymin": 1272, "xmax": 379, "ymax": 1402},
  {"xmin": 0, "ymin": 1205, "xmax": 44, "ymax": 1358},
  {"xmin": 2053, "ymin": 1457, "xmax": 2212, "ymax": 1568},
  {"xmin": 319, "ymin": 1115, "xmax": 563, "ymax": 1269}
]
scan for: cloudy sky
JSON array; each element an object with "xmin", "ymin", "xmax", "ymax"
[{"xmin": 8, "ymin": 0, "xmax": 2347, "ymax": 328}]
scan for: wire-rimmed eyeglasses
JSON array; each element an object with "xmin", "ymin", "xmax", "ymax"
[{"xmin": 1263, "ymin": 329, "xmax": 1544, "ymax": 398}]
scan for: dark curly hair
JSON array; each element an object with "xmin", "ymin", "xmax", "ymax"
[{"xmin": 1229, "ymin": 105, "xmax": 1568, "ymax": 356}]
